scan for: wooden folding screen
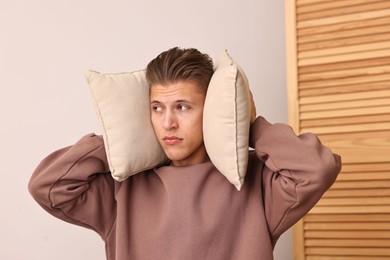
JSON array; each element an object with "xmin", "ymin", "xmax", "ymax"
[{"xmin": 285, "ymin": 0, "xmax": 390, "ymax": 259}]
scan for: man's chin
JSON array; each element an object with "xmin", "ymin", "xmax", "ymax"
[
  {"xmin": 165, "ymin": 154, "xmax": 182, "ymax": 162},
  {"xmin": 164, "ymin": 151, "xmax": 186, "ymax": 165}
]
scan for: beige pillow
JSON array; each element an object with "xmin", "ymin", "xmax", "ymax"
[
  {"xmin": 203, "ymin": 51, "xmax": 253, "ymax": 190},
  {"xmin": 84, "ymin": 70, "xmax": 167, "ymax": 181},
  {"xmin": 85, "ymin": 51, "xmax": 254, "ymax": 190}
]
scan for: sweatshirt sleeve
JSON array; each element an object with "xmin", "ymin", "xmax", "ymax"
[
  {"xmin": 28, "ymin": 133, "xmax": 116, "ymax": 239},
  {"xmin": 249, "ymin": 117, "xmax": 341, "ymax": 239}
]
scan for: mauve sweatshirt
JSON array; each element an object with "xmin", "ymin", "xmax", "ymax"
[{"xmin": 29, "ymin": 117, "xmax": 341, "ymax": 260}]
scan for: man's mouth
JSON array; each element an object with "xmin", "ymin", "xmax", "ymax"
[{"xmin": 163, "ymin": 136, "xmax": 183, "ymax": 145}]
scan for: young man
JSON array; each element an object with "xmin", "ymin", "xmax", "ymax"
[{"xmin": 29, "ymin": 47, "xmax": 341, "ymax": 260}]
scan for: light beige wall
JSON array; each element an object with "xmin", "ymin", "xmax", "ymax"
[{"xmin": 0, "ymin": 0, "xmax": 290, "ymax": 259}]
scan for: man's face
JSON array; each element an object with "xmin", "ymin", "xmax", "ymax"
[{"xmin": 150, "ymin": 81, "xmax": 208, "ymax": 166}]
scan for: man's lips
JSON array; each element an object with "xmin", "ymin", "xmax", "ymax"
[{"xmin": 163, "ymin": 136, "xmax": 183, "ymax": 145}]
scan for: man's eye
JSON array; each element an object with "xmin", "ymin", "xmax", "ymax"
[
  {"xmin": 152, "ymin": 106, "xmax": 163, "ymax": 112},
  {"xmin": 178, "ymin": 104, "xmax": 190, "ymax": 111}
]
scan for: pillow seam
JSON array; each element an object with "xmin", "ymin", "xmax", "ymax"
[{"xmin": 233, "ymin": 65, "xmax": 240, "ymax": 182}]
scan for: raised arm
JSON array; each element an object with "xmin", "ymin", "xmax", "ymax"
[
  {"xmin": 28, "ymin": 134, "xmax": 116, "ymax": 239},
  {"xmin": 250, "ymin": 117, "xmax": 341, "ymax": 240}
]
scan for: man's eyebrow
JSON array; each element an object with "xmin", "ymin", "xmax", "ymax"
[
  {"xmin": 150, "ymin": 99, "xmax": 193, "ymax": 104},
  {"xmin": 175, "ymin": 99, "xmax": 192, "ymax": 103}
]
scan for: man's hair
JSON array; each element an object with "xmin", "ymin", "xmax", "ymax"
[{"xmin": 146, "ymin": 47, "xmax": 214, "ymax": 92}]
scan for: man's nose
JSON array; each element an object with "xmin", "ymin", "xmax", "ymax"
[{"xmin": 163, "ymin": 111, "xmax": 178, "ymax": 130}]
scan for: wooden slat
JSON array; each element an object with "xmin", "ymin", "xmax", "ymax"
[
  {"xmin": 332, "ymin": 180, "xmax": 390, "ymax": 190},
  {"xmin": 299, "ymin": 65, "xmax": 390, "ymax": 82},
  {"xmin": 318, "ymin": 131, "xmax": 390, "ymax": 164},
  {"xmin": 306, "ymin": 238, "xmax": 390, "ymax": 247},
  {"xmin": 300, "ymin": 73, "xmax": 390, "ymax": 89},
  {"xmin": 301, "ymin": 114, "xmax": 390, "ymax": 128},
  {"xmin": 324, "ymin": 189, "xmax": 390, "ymax": 198},
  {"xmin": 336, "ymin": 172, "xmax": 390, "ymax": 181},
  {"xmin": 297, "ymin": 0, "xmax": 385, "ymax": 15},
  {"xmin": 300, "ymin": 97, "xmax": 390, "ymax": 112},
  {"xmin": 306, "ymin": 247, "xmax": 390, "ymax": 256},
  {"xmin": 304, "ymin": 213, "xmax": 390, "ymax": 222},
  {"xmin": 297, "ymin": 1, "xmax": 390, "ymax": 21},
  {"xmin": 299, "ymin": 80, "xmax": 390, "ymax": 97},
  {"xmin": 299, "ymin": 25, "xmax": 390, "ymax": 44},
  {"xmin": 318, "ymin": 128, "xmax": 390, "ymax": 140},
  {"xmin": 285, "ymin": 0, "xmax": 300, "ymax": 135},
  {"xmin": 330, "ymin": 180, "xmax": 390, "ymax": 189},
  {"xmin": 297, "ymin": 0, "xmax": 334, "ymax": 6},
  {"xmin": 299, "ymin": 57, "xmax": 390, "ymax": 74},
  {"xmin": 301, "ymin": 122, "xmax": 390, "ymax": 135},
  {"xmin": 300, "ymin": 106, "xmax": 390, "ymax": 120},
  {"xmin": 317, "ymin": 197, "xmax": 390, "ymax": 206},
  {"xmin": 297, "ymin": 9, "xmax": 390, "ymax": 28},
  {"xmin": 307, "ymin": 256, "xmax": 390, "ymax": 260},
  {"xmin": 305, "ymin": 230, "xmax": 390, "ymax": 238},
  {"xmin": 310, "ymin": 205, "xmax": 390, "ymax": 214},
  {"xmin": 305, "ymin": 222, "xmax": 390, "ymax": 230},
  {"xmin": 299, "ymin": 42, "xmax": 390, "ymax": 60},
  {"xmin": 317, "ymin": 128, "xmax": 390, "ymax": 140},
  {"xmin": 299, "ymin": 32, "xmax": 390, "ymax": 52},
  {"xmin": 298, "ymin": 16, "xmax": 390, "ymax": 37},
  {"xmin": 300, "ymin": 89, "xmax": 390, "ymax": 104},
  {"xmin": 299, "ymin": 49, "xmax": 390, "ymax": 66},
  {"xmin": 341, "ymin": 162, "xmax": 390, "ymax": 172}
]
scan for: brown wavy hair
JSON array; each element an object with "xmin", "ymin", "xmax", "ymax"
[{"xmin": 146, "ymin": 47, "xmax": 214, "ymax": 93}]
